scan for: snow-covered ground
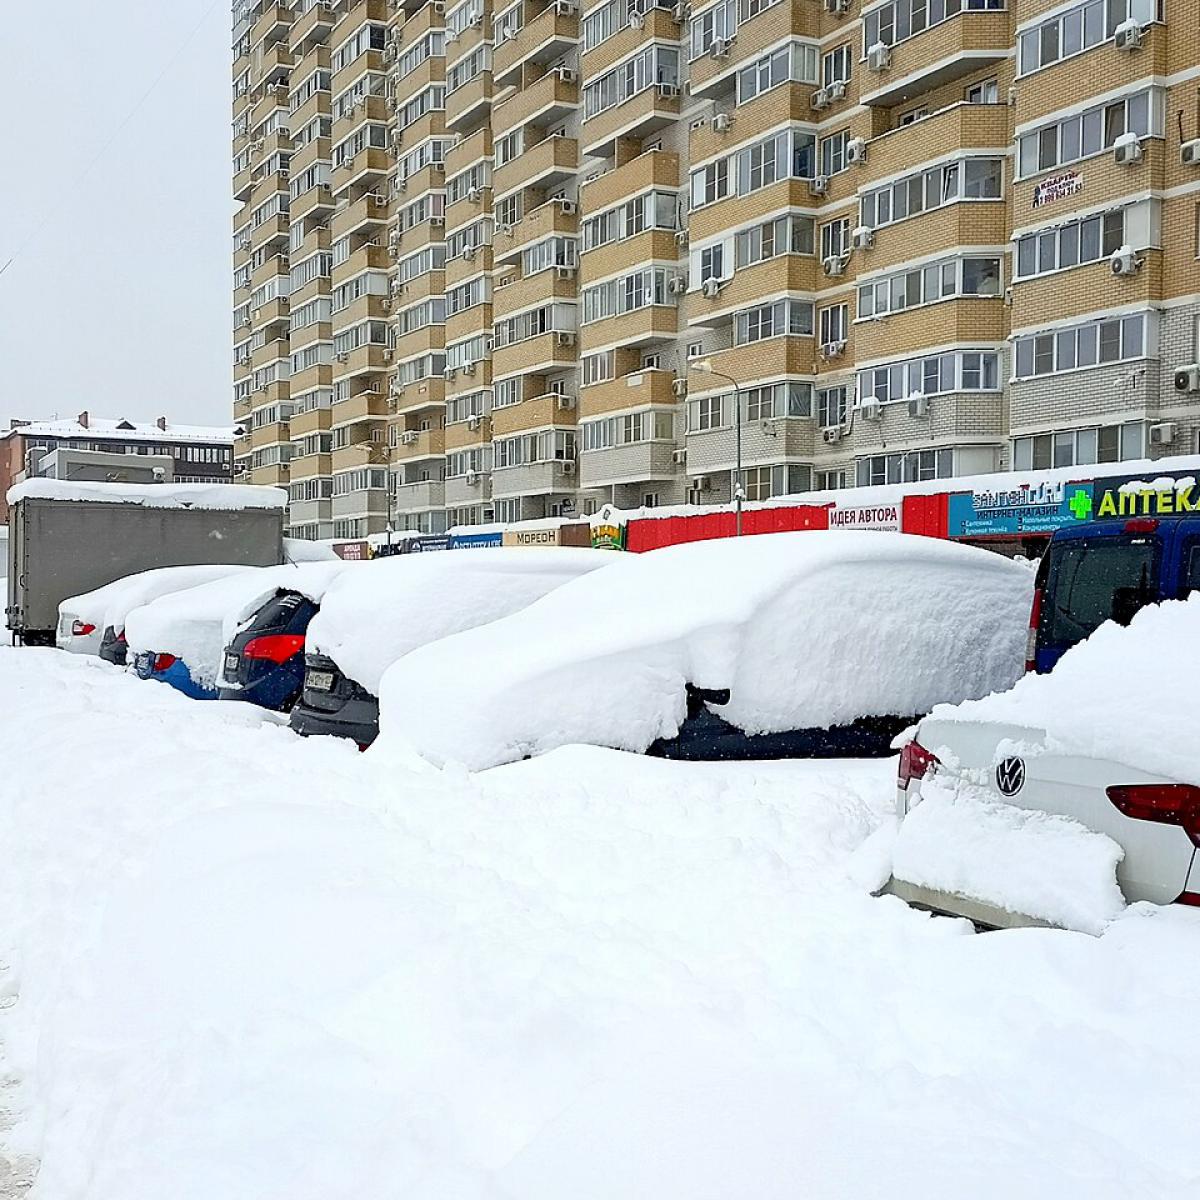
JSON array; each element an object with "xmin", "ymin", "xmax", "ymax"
[{"xmin": 2, "ymin": 646, "xmax": 1199, "ymax": 1198}]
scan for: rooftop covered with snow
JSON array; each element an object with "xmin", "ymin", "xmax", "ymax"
[{"xmin": 6, "ymin": 479, "xmax": 287, "ymax": 510}]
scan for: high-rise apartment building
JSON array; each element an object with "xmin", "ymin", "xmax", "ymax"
[{"xmin": 232, "ymin": 0, "xmax": 1200, "ymax": 537}]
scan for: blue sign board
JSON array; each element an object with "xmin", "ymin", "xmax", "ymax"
[
  {"xmin": 403, "ymin": 534, "xmax": 452, "ymax": 553},
  {"xmin": 448, "ymin": 531, "xmax": 503, "ymax": 549},
  {"xmin": 947, "ymin": 480, "xmax": 1094, "ymax": 538}
]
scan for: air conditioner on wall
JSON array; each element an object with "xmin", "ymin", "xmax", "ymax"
[
  {"xmin": 712, "ymin": 112, "xmax": 732, "ymax": 133},
  {"xmin": 811, "ymin": 88, "xmax": 830, "ymax": 111},
  {"xmin": 1181, "ymin": 139, "xmax": 1200, "ymax": 166},
  {"xmin": 701, "ymin": 277, "xmax": 722, "ymax": 299},
  {"xmin": 1113, "ymin": 135, "xmax": 1143, "ymax": 165},
  {"xmin": 1149, "ymin": 421, "xmax": 1177, "ymax": 445},
  {"xmin": 822, "ymin": 254, "xmax": 846, "ymax": 277},
  {"xmin": 851, "ymin": 225, "xmax": 874, "ymax": 250},
  {"xmin": 846, "ymin": 137, "xmax": 867, "ymax": 164},
  {"xmin": 1110, "ymin": 247, "xmax": 1142, "ymax": 276},
  {"xmin": 907, "ymin": 394, "xmax": 929, "ymax": 419},
  {"xmin": 1113, "ymin": 19, "xmax": 1144, "ymax": 49},
  {"xmin": 672, "ymin": 378, "xmax": 688, "ymax": 397},
  {"xmin": 1174, "ymin": 365, "xmax": 1200, "ymax": 393},
  {"xmin": 860, "ymin": 399, "xmax": 882, "ymax": 421},
  {"xmin": 822, "ymin": 426, "xmax": 842, "ymax": 444},
  {"xmin": 672, "ymin": 448, "xmax": 687, "ymax": 464},
  {"xmin": 867, "ymin": 43, "xmax": 891, "ymax": 71}
]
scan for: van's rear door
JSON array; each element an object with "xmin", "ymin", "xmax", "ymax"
[{"xmin": 1035, "ymin": 523, "xmax": 1163, "ymax": 673}]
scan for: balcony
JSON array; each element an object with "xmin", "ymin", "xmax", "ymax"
[
  {"xmin": 1011, "ymin": 254, "xmax": 1163, "ymax": 331},
  {"xmin": 494, "ymin": 197, "xmax": 578, "ymax": 264},
  {"xmin": 331, "ymin": 190, "xmax": 390, "ymax": 239},
  {"xmin": 251, "ymin": 337, "xmax": 290, "ymax": 371},
  {"xmin": 1011, "ymin": 139, "xmax": 1168, "ymax": 223},
  {"xmin": 869, "ymin": 200, "xmax": 1007, "ymax": 270},
  {"xmin": 490, "ymin": 393, "xmax": 578, "ymax": 436},
  {"xmin": 579, "ymin": 367, "xmax": 680, "ymax": 418},
  {"xmin": 331, "ymin": 241, "xmax": 390, "ymax": 284},
  {"xmin": 289, "ymin": 0, "xmax": 334, "ymax": 53},
  {"xmin": 251, "ymin": 4, "xmax": 291, "ymax": 50},
  {"xmin": 255, "ymin": 41, "xmax": 294, "ymax": 81},
  {"xmin": 580, "ymin": 8, "xmax": 678, "ymax": 78},
  {"xmin": 331, "ymin": 439, "xmax": 388, "ymax": 473},
  {"xmin": 492, "ymin": 330, "xmax": 579, "ymax": 377},
  {"xmin": 393, "ymin": 54, "xmax": 445, "ymax": 105},
  {"xmin": 394, "ymin": 479, "xmax": 447, "ymax": 510},
  {"xmin": 289, "ymin": 452, "xmax": 333, "ymax": 481},
  {"xmin": 579, "ymin": 229, "xmax": 680, "ymax": 288},
  {"xmin": 492, "ymin": 266, "xmax": 577, "ymax": 320},
  {"xmin": 249, "ymin": 213, "xmax": 290, "ymax": 254},
  {"xmin": 689, "ymin": 337, "xmax": 818, "ymax": 387},
  {"xmin": 866, "ymin": 101, "xmax": 1010, "ymax": 183},
  {"xmin": 330, "ymin": 147, "xmax": 392, "ymax": 197},
  {"xmin": 686, "ymin": 256, "xmax": 821, "ymax": 327},
  {"xmin": 689, "ymin": 5, "xmax": 807, "ymax": 99},
  {"xmin": 580, "ymin": 148, "xmax": 680, "ymax": 212},
  {"xmin": 335, "ymin": 343, "xmax": 392, "ymax": 377},
  {"xmin": 445, "ymin": 472, "xmax": 491, "ymax": 506},
  {"xmin": 330, "ymin": 94, "xmax": 391, "ymax": 146},
  {"xmin": 580, "ymin": 441, "xmax": 681, "ymax": 487},
  {"xmin": 853, "ymin": 297, "xmax": 1006, "ymax": 362},
  {"xmin": 445, "ymin": 71, "xmax": 495, "ymax": 133},
  {"xmin": 391, "ymin": 376, "xmax": 446, "ymax": 414},
  {"xmin": 249, "ymin": 421, "xmax": 290, "ymax": 450},
  {"xmin": 579, "ymin": 305, "xmax": 678, "ymax": 352},
  {"xmin": 493, "ymin": 2, "xmax": 580, "ymax": 88},
  {"xmin": 249, "ymin": 464, "xmax": 289, "ymax": 487},
  {"xmin": 860, "ymin": 11, "xmax": 1011, "ymax": 108},
  {"xmin": 493, "ymin": 133, "xmax": 578, "ymax": 198},
  {"xmin": 392, "ymin": 427, "xmax": 446, "ymax": 461},
  {"xmin": 250, "ymin": 84, "xmax": 290, "ymax": 131},
  {"xmin": 289, "ymin": 361, "xmax": 335, "ymax": 395},
  {"xmin": 290, "ymin": 405, "xmax": 334, "ymax": 439},
  {"xmin": 493, "ymin": 69, "xmax": 580, "ymax": 137},
  {"xmin": 686, "ymin": 416, "xmax": 817, "ymax": 474},
  {"xmin": 580, "ymin": 83, "xmax": 682, "ymax": 159},
  {"xmin": 331, "ymin": 48, "xmax": 387, "ymax": 98},
  {"xmin": 491, "ymin": 460, "xmax": 578, "ymax": 497},
  {"xmin": 445, "ymin": 417, "xmax": 491, "ymax": 450}
]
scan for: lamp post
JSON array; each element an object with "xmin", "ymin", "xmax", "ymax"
[{"xmin": 693, "ymin": 359, "xmax": 744, "ymax": 536}]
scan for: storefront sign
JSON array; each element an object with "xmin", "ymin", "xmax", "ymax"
[
  {"xmin": 589, "ymin": 504, "xmax": 627, "ymax": 550},
  {"xmin": 828, "ymin": 502, "xmax": 901, "ymax": 532},
  {"xmin": 333, "ymin": 540, "xmax": 370, "ymax": 561},
  {"xmin": 947, "ymin": 481, "xmax": 1094, "ymax": 538},
  {"xmin": 503, "ymin": 528, "xmax": 559, "ymax": 548},
  {"xmin": 1093, "ymin": 472, "xmax": 1200, "ymax": 518},
  {"xmin": 1032, "ymin": 170, "xmax": 1081, "ymax": 208},
  {"xmin": 448, "ymin": 531, "xmax": 503, "ymax": 549},
  {"xmin": 403, "ymin": 534, "xmax": 452, "ymax": 553}
]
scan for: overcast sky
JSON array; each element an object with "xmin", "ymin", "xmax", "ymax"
[{"xmin": 0, "ymin": 1, "xmax": 232, "ymax": 430}]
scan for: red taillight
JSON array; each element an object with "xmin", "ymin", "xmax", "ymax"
[
  {"xmin": 1123, "ymin": 519, "xmax": 1159, "ymax": 534},
  {"xmin": 243, "ymin": 634, "xmax": 305, "ymax": 664},
  {"xmin": 72, "ymin": 620, "xmax": 96, "ymax": 637},
  {"xmin": 1024, "ymin": 587, "xmax": 1043, "ymax": 673},
  {"xmin": 898, "ymin": 740, "xmax": 939, "ymax": 790},
  {"xmin": 153, "ymin": 653, "xmax": 177, "ymax": 672},
  {"xmin": 1106, "ymin": 784, "xmax": 1200, "ymax": 847},
  {"xmin": 117, "ymin": 631, "xmax": 127, "ymax": 643},
  {"xmin": 1175, "ymin": 892, "xmax": 1200, "ymax": 907}
]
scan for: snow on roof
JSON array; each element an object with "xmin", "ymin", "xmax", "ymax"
[
  {"xmin": 7, "ymin": 479, "xmax": 286, "ymax": 510},
  {"xmin": 376, "ymin": 531, "xmax": 1033, "ymax": 770},
  {"xmin": 924, "ymin": 593, "xmax": 1200, "ymax": 787},
  {"xmin": 124, "ymin": 561, "xmax": 357, "ymax": 688},
  {"xmin": 4, "ymin": 417, "xmax": 237, "ymax": 444},
  {"xmin": 307, "ymin": 547, "xmax": 613, "ymax": 694}
]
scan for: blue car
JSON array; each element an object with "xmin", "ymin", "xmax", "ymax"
[
  {"xmin": 1028, "ymin": 512, "xmax": 1200, "ymax": 673},
  {"xmin": 132, "ymin": 650, "xmax": 219, "ymax": 700},
  {"xmin": 218, "ymin": 589, "xmax": 319, "ymax": 712}
]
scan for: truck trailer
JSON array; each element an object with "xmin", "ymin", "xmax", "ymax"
[{"xmin": 6, "ymin": 480, "xmax": 286, "ymax": 645}]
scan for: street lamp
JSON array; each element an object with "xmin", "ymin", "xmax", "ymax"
[{"xmin": 692, "ymin": 359, "xmax": 744, "ymax": 536}]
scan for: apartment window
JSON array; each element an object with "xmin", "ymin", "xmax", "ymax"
[
  {"xmin": 396, "ymin": 31, "xmax": 446, "ymax": 79},
  {"xmin": 290, "ymin": 69, "xmax": 331, "ymax": 111},
  {"xmin": 823, "ymin": 44, "xmax": 852, "ymax": 86},
  {"xmin": 495, "ymin": 130, "xmax": 523, "ymax": 168},
  {"xmin": 331, "ymin": 23, "xmax": 387, "ymax": 73},
  {"xmin": 1013, "ymin": 312, "xmax": 1149, "ymax": 377},
  {"xmin": 965, "ymin": 78, "xmax": 998, "ymax": 103},
  {"xmin": 493, "ymin": 378, "xmax": 522, "ymax": 409},
  {"xmin": 857, "ymin": 255, "xmax": 1001, "ymax": 317},
  {"xmin": 331, "ymin": 271, "xmax": 388, "ymax": 313},
  {"xmin": 732, "ymin": 129, "xmax": 816, "ymax": 197},
  {"xmin": 581, "ymin": 410, "xmax": 674, "ymax": 451},
  {"xmin": 447, "ymin": 0, "xmax": 484, "ymax": 37},
  {"xmin": 333, "ymin": 320, "xmax": 390, "ymax": 355},
  {"xmin": 1015, "ymin": 209, "xmax": 1125, "ymax": 278},
  {"xmin": 523, "ymin": 236, "xmax": 579, "ymax": 276},
  {"xmin": 446, "ymin": 161, "xmax": 491, "ymax": 204},
  {"xmin": 690, "ymin": 159, "xmax": 729, "ymax": 207},
  {"xmin": 495, "ymin": 193, "xmax": 523, "ymax": 228},
  {"xmin": 1017, "ymin": 89, "xmax": 1158, "ymax": 178},
  {"xmin": 582, "ymin": 191, "xmax": 677, "ymax": 251},
  {"xmin": 581, "ymin": 268, "xmax": 669, "ymax": 323},
  {"xmin": 493, "ymin": 302, "xmax": 576, "ymax": 345},
  {"xmin": 820, "ymin": 218, "xmax": 850, "ymax": 260},
  {"xmin": 815, "ymin": 469, "xmax": 845, "ymax": 490},
  {"xmin": 1013, "ymin": 422, "xmax": 1144, "ymax": 470},
  {"xmin": 735, "ymin": 215, "xmax": 815, "ymax": 266},
  {"xmin": 858, "ymin": 351, "xmax": 1000, "ymax": 401},
  {"xmin": 864, "ymin": 0, "xmax": 1004, "ymax": 55},
  {"xmin": 396, "ymin": 85, "xmax": 446, "ymax": 131},
  {"xmin": 817, "ymin": 386, "xmax": 848, "ymax": 428},
  {"xmin": 860, "ymin": 157, "xmax": 1002, "ymax": 229},
  {"xmin": 583, "ymin": 0, "xmax": 629, "ymax": 50},
  {"xmin": 291, "ymin": 297, "xmax": 333, "ymax": 329},
  {"xmin": 447, "ymin": 277, "xmax": 489, "ymax": 316},
  {"xmin": 446, "ymin": 334, "xmax": 490, "ymax": 370},
  {"xmin": 1018, "ymin": 0, "xmax": 1158, "ymax": 75},
  {"xmin": 493, "ymin": 429, "xmax": 577, "ymax": 468},
  {"xmin": 396, "ymin": 244, "xmax": 448, "ymax": 286},
  {"xmin": 688, "ymin": 393, "xmax": 725, "ymax": 431},
  {"xmin": 857, "ymin": 449, "xmax": 954, "ymax": 487},
  {"xmin": 583, "ymin": 46, "xmax": 680, "ymax": 120},
  {"xmin": 736, "ymin": 42, "xmax": 819, "ymax": 103},
  {"xmin": 688, "ymin": 0, "xmax": 737, "ymax": 59},
  {"xmin": 740, "ymin": 382, "xmax": 813, "ymax": 420},
  {"xmin": 394, "ymin": 297, "xmax": 446, "ymax": 335},
  {"xmin": 819, "ymin": 304, "xmax": 848, "ymax": 348},
  {"xmin": 446, "ymin": 45, "xmax": 491, "ymax": 94},
  {"xmin": 446, "ymin": 220, "xmax": 491, "ymax": 259},
  {"xmin": 820, "ymin": 130, "xmax": 849, "ymax": 177},
  {"xmin": 898, "ymin": 106, "xmax": 928, "ymax": 125},
  {"xmin": 734, "ymin": 299, "xmax": 814, "ymax": 344},
  {"xmin": 493, "ymin": 0, "xmax": 523, "ymax": 43},
  {"xmin": 332, "ymin": 73, "xmax": 386, "ymax": 122},
  {"xmin": 700, "ymin": 244, "xmax": 724, "ymax": 282},
  {"xmin": 399, "ymin": 192, "xmax": 447, "ymax": 231}
]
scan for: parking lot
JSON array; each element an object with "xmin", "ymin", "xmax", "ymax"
[{"xmin": 3, "ymin": 644, "xmax": 1199, "ymax": 1198}]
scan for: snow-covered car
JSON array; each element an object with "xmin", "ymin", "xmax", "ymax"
[
  {"xmin": 290, "ymin": 548, "xmax": 613, "ymax": 746},
  {"xmin": 375, "ymin": 531, "xmax": 1034, "ymax": 771},
  {"xmin": 124, "ymin": 562, "xmax": 354, "ymax": 701},
  {"xmin": 890, "ymin": 594, "xmax": 1200, "ymax": 932},
  {"xmin": 56, "ymin": 565, "xmax": 254, "ymax": 662}
]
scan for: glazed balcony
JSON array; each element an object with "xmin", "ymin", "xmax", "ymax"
[
  {"xmin": 330, "ymin": 147, "xmax": 392, "ymax": 198},
  {"xmin": 580, "ymin": 83, "xmax": 682, "ymax": 160},
  {"xmin": 334, "ymin": 343, "xmax": 392, "ymax": 376},
  {"xmin": 251, "ymin": 4, "xmax": 291, "ymax": 51},
  {"xmin": 493, "ymin": 2, "xmax": 580, "ymax": 88},
  {"xmin": 494, "ymin": 197, "xmax": 578, "ymax": 265},
  {"xmin": 491, "ymin": 393, "xmax": 578, "ymax": 435},
  {"xmin": 492, "ymin": 265, "xmax": 577, "ymax": 320},
  {"xmin": 491, "ymin": 329, "xmax": 579, "ymax": 376},
  {"xmin": 445, "ymin": 72, "xmax": 495, "ymax": 133},
  {"xmin": 290, "ymin": 405, "xmax": 334, "ymax": 439},
  {"xmin": 394, "ymin": 480, "xmax": 447, "ymax": 510},
  {"xmin": 491, "ymin": 460, "xmax": 578, "ymax": 497},
  {"xmin": 865, "ymin": 101, "xmax": 1010, "ymax": 183},
  {"xmin": 493, "ymin": 133, "xmax": 578, "ymax": 198},
  {"xmin": 688, "ymin": 337, "xmax": 818, "ymax": 387},
  {"xmin": 686, "ymin": 256, "xmax": 821, "ymax": 328},
  {"xmin": 331, "ymin": 189, "xmax": 390, "ymax": 238},
  {"xmin": 579, "ymin": 366, "xmax": 680, "ymax": 418},
  {"xmin": 392, "ymin": 427, "xmax": 446, "ymax": 461},
  {"xmin": 331, "ymin": 241, "xmax": 390, "ymax": 285},
  {"xmin": 249, "ymin": 421, "xmax": 290, "ymax": 451},
  {"xmin": 290, "ymin": 0, "xmax": 335, "ymax": 54},
  {"xmin": 492, "ymin": 68, "xmax": 579, "ymax": 137},
  {"xmin": 580, "ymin": 148, "xmax": 680, "ymax": 213},
  {"xmin": 579, "ymin": 440, "xmax": 680, "ymax": 488},
  {"xmin": 580, "ymin": 305, "xmax": 678, "ymax": 352},
  {"xmin": 689, "ymin": 3, "xmax": 808, "ymax": 99}
]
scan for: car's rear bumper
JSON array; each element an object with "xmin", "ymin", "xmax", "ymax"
[
  {"xmin": 881, "ymin": 877, "xmax": 1062, "ymax": 931},
  {"xmin": 289, "ymin": 696, "xmax": 379, "ymax": 746}
]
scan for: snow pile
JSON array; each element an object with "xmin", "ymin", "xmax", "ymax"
[
  {"xmin": 284, "ymin": 537, "xmax": 341, "ymax": 563},
  {"xmin": 308, "ymin": 547, "xmax": 611, "ymax": 693},
  {"xmin": 124, "ymin": 562, "xmax": 353, "ymax": 687},
  {"xmin": 928, "ymin": 594, "xmax": 1200, "ymax": 786},
  {"xmin": 6, "ymin": 478, "xmax": 287, "ymax": 510},
  {"xmin": 57, "ymin": 565, "xmax": 255, "ymax": 652},
  {"xmin": 4, "ymin": 649, "xmax": 1200, "ymax": 1197},
  {"xmin": 378, "ymin": 532, "xmax": 1032, "ymax": 770},
  {"xmin": 892, "ymin": 775, "xmax": 1127, "ymax": 934}
]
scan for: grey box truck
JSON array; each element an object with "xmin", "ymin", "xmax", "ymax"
[{"xmin": 6, "ymin": 481, "xmax": 286, "ymax": 645}]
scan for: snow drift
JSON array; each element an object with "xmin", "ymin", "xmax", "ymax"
[
  {"xmin": 124, "ymin": 562, "xmax": 354, "ymax": 688},
  {"xmin": 307, "ymin": 547, "xmax": 612, "ymax": 694},
  {"xmin": 926, "ymin": 594, "xmax": 1200, "ymax": 787},
  {"xmin": 377, "ymin": 532, "xmax": 1032, "ymax": 770}
]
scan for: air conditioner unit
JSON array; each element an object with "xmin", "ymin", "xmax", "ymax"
[
  {"xmin": 820, "ymin": 340, "xmax": 846, "ymax": 360},
  {"xmin": 822, "ymin": 426, "xmax": 842, "ymax": 444},
  {"xmin": 380, "ymin": 299, "xmax": 392, "ymax": 313},
  {"xmin": 629, "ymin": 11, "xmax": 645, "ymax": 27},
  {"xmin": 674, "ymin": 229, "xmax": 689, "ymax": 247},
  {"xmin": 710, "ymin": 38, "xmax": 731, "ymax": 58},
  {"xmin": 555, "ymin": 395, "xmax": 576, "ymax": 411},
  {"xmin": 827, "ymin": 80, "xmax": 847, "ymax": 101},
  {"xmin": 555, "ymin": 332, "xmax": 576, "ymax": 347},
  {"xmin": 444, "ymin": 367, "xmax": 457, "ymax": 380},
  {"xmin": 907, "ymin": 394, "xmax": 929, "ymax": 419},
  {"xmin": 867, "ymin": 43, "xmax": 891, "ymax": 71},
  {"xmin": 383, "ymin": 349, "xmax": 394, "ymax": 363},
  {"xmin": 667, "ymin": 274, "xmax": 688, "ymax": 295},
  {"xmin": 1113, "ymin": 18, "xmax": 1143, "ymax": 49},
  {"xmin": 556, "ymin": 198, "xmax": 577, "ymax": 214},
  {"xmin": 469, "ymin": 12, "xmax": 483, "ymax": 26},
  {"xmin": 671, "ymin": 378, "xmax": 688, "ymax": 398},
  {"xmin": 429, "ymin": 216, "xmax": 445, "ymax": 227},
  {"xmin": 462, "ymin": 362, "xmax": 476, "ymax": 376},
  {"xmin": 467, "ymin": 187, "xmax": 483, "ymax": 203},
  {"xmin": 712, "ymin": 112, "xmax": 732, "ymax": 133},
  {"xmin": 846, "ymin": 137, "xmax": 867, "ymax": 165},
  {"xmin": 1110, "ymin": 247, "xmax": 1142, "ymax": 276},
  {"xmin": 695, "ymin": 475, "xmax": 712, "ymax": 490},
  {"xmin": 383, "ymin": 44, "xmax": 397, "ymax": 62},
  {"xmin": 851, "ymin": 225, "xmax": 874, "ymax": 250},
  {"xmin": 242, "ymin": 316, "xmax": 252, "ymax": 328},
  {"xmin": 466, "ymin": 470, "xmax": 480, "ymax": 485},
  {"xmin": 672, "ymin": 0, "xmax": 689, "ymax": 19},
  {"xmin": 388, "ymin": 244, "xmax": 401, "ymax": 259},
  {"xmin": 657, "ymin": 83, "xmax": 680, "ymax": 99},
  {"xmin": 811, "ymin": 87, "xmax": 830, "ymax": 111},
  {"xmin": 824, "ymin": 0, "xmax": 849, "ymax": 12},
  {"xmin": 809, "ymin": 174, "xmax": 829, "ymax": 196},
  {"xmin": 1113, "ymin": 135, "xmax": 1143, "ymax": 165},
  {"xmin": 400, "ymin": 431, "xmax": 419, "ymax": 445},
  {"xmin": 555, "ymin": 0, "xmax": 578, "ymax": 13},
  {"xmin": 467, "ymin": 415, "xmax": 483, "ymax": 431},
  {"xmin": 860, "ymin": 399, "xmax": 882, "ymax": 421},
  {"xmin": 390, "ymin": 378, "xmax": 404, "ymax": 396},
  {"xmin": 701, "ymin": 277, "xmax": 722, "ymax": 299},
  {"xmin": 1174, "ymin": 365, "xmax": 1200, "ymax": 393},
  {"xmin": 560, "ymin": 460, "xmax": 576, "ymax": 475},
  {"xmin": 557, "ymin": 66, "xmax": 578, "ymax": 83},
  {"xmin": 446, "ymin": 27, "xmax": 459, "ymax": 40},
  {"xmin": 1181, "ymin": 139, "xmax": 1200, "ymax": 167},
  {"xmin": 1149, "ymin": 421, "xmax": 1177, "ymax": 446},
  {"xmin": 822, "ymin": 254, "xmax": 846, "ymax": 277}
]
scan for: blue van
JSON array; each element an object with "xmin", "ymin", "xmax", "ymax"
[{"xmin": 1028, "ymin": 513, "xmax": 1200, "ymax": 673}]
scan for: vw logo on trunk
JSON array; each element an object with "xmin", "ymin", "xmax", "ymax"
[{"xmin": 995, "ymin": 756, "xmax": 1026, "ymax": 797}]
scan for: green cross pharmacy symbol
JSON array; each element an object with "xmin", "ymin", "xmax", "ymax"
[{"xmin": 1068, "ymin": 489, "xmax": 1093, "ymax": 520}]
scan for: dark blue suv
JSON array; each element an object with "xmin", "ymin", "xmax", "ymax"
[
  {"xmin": 218, "ymin": 590, "xmax": 319, "ymax": 712},
  {"xmin": 1028, "ymin": 514, "xmax": 1200, "ymax": 674}
]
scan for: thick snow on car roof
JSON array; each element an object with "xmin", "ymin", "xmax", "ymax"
[
  {"xmin": 59, "ymin": 565, "xmax": 256, "ymax": 634},
  {"xmin": 306, "ymin": 547, "xmax": 613, "ymax": 694},
  {"xmin": 124, "ymin": 562, "xmax": 355, "ymax": 687},
  {"xmin": 376, "ymin": 531, "xmax": 1033, "ymax": 770},
  {"xmin": 925, "ymin": 593, "xmax": 1200, "ymax": 787}
]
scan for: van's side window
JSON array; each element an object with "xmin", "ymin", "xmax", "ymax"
[{"xmin": 1183, "ymin": 543, "xmax": 1200, "ymax": 593}]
